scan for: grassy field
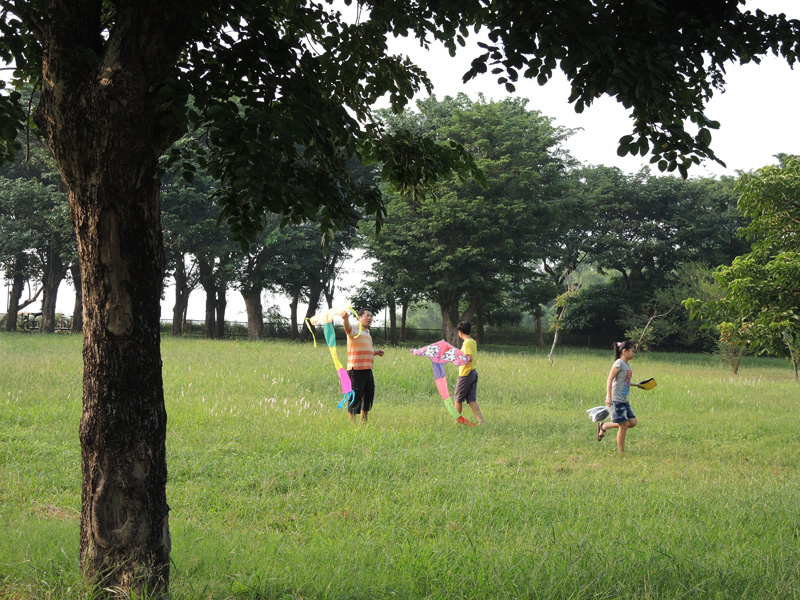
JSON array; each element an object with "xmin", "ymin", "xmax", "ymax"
[{"xmin": 1, "ymin": 333, "xmax": 799, "ymax": 599}]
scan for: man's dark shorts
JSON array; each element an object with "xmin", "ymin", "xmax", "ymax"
[
  {"xmin": 347, "ymin": 369, "xmax": 375, "ymax": 414},
  {"xmin": 454, "ymin": 370, "xmax": 478, "ymax": 404}
]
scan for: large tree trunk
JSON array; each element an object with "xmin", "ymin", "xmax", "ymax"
[
  {"xmin": 438, "ymin": 289, "xmax": 479, "ymax": 346},
  {"xmin": 289, "ymin": 291, "xmax": 300, "ymax": 340},
  {"xmin": 39, "ymin": 244, "xmax": 69, "ymax": 333},
  {"xmin": 400, "ymin": 300, "xmax": 408, "ymax": 342},
  {"xmin": 67, "ymin": 185, "xmax": 170, "ymax": 594},
  {"xmin": 242, "ymin": 288, "xmax": 264, "ymax": 341},
  {"xmin": 171, "ymin": 255, "xmax": 190, "ymax": 336},
  {"xmin": 71, "ymin": 263, "xmax": 84, "ymax": 334},
  {"xmin": 204, "ymin": 293, "xmax": 217, "ymax": 338},
  {"xmin": 438, "ymin": 291, "xmax": 460, "ymax": 346},
  {"xmin": 215, "ymin": 288, "xmax": 227, "ymax": 339},
  {"xmin": 71, "ymin": 187, "xmax": 170, "ymax": 597},
  {"xmin": 32, "ymin": 4, "xmax": 186, "ymax": 594},
  {"xmin": 300, "ymin": 282, "xmax": 323, "ymax": 342},
  {"xmin": 198, "ymin": 257, "xmax": 217, "ymax": 339}
]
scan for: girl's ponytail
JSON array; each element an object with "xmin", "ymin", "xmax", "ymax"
[{"xmin": 613, "ymin": 340, "xmax": 635, "ymax": 360}]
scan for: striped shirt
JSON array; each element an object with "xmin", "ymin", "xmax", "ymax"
[{"xmin": 346, "ymin": 327, "xmax": 374, "ymax": 370}]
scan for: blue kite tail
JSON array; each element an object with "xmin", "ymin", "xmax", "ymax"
[{"xmin": 337, "ymin": 391, "xmax": 355, "ymax": 409}]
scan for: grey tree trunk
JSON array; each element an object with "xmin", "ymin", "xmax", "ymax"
[{"xmin": 39, "ymin": 244, "xmax": 69, "ymax": 333}]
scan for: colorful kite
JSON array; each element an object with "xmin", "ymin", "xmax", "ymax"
[
  {"xmin": 411, "ymin": 340, "xmax": 476, "ymax": 426},
  {"xmin": 306, "ymin": 306, "xmax": 362, "ymax": 409}
]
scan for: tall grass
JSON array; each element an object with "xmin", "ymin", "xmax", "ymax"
[{"xmin": 1, "ymin": 333, "xmax": 799, "ymax": 599}]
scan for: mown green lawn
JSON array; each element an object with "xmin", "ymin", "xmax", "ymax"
[{"xmin": 1, "ymin": 333, "xmax": 798, "ymax": 599}]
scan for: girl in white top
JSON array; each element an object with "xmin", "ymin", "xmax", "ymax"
[{"xmin": 597, "ymin": 340, "xmax": 639, "ymax": 453}]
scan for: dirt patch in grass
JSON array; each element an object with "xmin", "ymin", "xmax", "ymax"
[{"xmin": 31, "ymin": 503, "xmax": 79, "ymax": 522}]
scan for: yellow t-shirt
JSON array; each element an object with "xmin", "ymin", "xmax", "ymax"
[{"xmin": 459, "ymin": 337, "xmax": 477, "ymax": 377}]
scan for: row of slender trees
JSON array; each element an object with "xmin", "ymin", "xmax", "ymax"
[
  {"xmin": 0, "ymin": 135, "xmax": 78, "ymax": 332},
  {"xmin": 0, "ymin": 123, "xmax": 356, "ymax": 339}
]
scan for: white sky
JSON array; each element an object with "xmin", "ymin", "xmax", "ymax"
[
  {"xmin": 4, "ymin": 0, "xmax": 799, "ymax": 323},
  {"xmin": 382, "ymin": 0, "xmax": 799, "ymax": 178}
]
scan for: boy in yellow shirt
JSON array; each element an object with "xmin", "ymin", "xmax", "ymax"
[{"xmin": 454, "ymin": 321, "xmax": 486, "ymax": 425}]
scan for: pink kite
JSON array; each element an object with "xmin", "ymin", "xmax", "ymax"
[{"xmin": 411, "ymin": 340, "xmax": 476, "ymax": 426}]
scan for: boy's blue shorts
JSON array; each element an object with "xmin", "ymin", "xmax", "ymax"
[{"xmin": 610, "ymin": 400, "xmax": 636, "ymax": 424}]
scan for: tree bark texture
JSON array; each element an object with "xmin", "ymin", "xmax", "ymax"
[
  {"xmin": 31, "ymin": 2, "xmax": 191, "ymax": 594},
  {"xmin": 39, "ymin": 243, "xmax": 69, "ymax": 333},
  {"xmin": 242, "ymin": 289, "xmax": 264, "ymax": 341},
  {"xmin": 171, "ymin": 258, "xmax": 190, "ymax": 336}
]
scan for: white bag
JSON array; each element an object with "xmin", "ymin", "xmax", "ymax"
[{"xmin": 586, "ymin": 405, "xmax": 609, "ymax": 422}]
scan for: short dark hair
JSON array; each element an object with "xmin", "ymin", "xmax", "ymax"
[
  {"xmin": 357, "ymin": 308, "xmax": 372, "ymax": 317},
  {"xmin": 457, "ymin": 321, "xmax": 471, "ymax": 335}
]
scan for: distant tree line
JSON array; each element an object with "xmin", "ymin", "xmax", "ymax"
[
  {"xmin": 3, "ymin": 92, "xmax": 773, "ymax": 356},
  {"xmin": 352, "ymin": 94, "xmax": 751, "ymax": 352}
]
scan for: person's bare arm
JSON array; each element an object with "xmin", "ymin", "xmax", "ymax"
[{"xmin": 606, "ymin": 366, "xmax": 620, "ymax": 406}]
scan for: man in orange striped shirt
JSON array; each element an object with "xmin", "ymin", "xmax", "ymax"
[{"xmin": 342, "ymin": 308, "xmax": 384, "ymax": 423}]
